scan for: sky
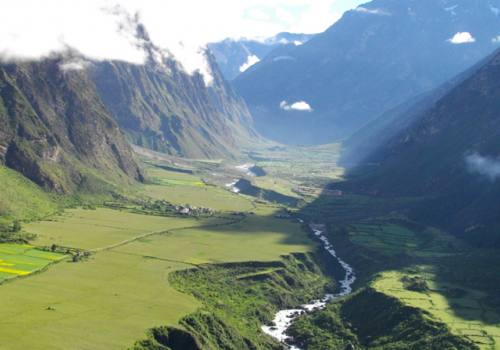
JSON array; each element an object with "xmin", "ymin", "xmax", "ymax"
[{"xmin": 0, "ymin": 0, "xmax": 366, "ymax": 81}]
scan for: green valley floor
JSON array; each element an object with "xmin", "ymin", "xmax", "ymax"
[{"xmin": 0, "ymin": 145, "xmax": 499, "ymax": 349}]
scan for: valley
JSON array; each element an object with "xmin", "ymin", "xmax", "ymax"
[
  {"xmin": 1, "ymin": 144, "xmax": 499, "ymax": 349},
  {"xmin": 0, "ymin": 150, "xmax": 327, "ymax": 349},
  {"xmin": 2, "ymin": 1, "xmax": 500, "ymax": 348}
]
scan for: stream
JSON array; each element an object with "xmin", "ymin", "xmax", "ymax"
[
  {"xmin": 261, "ymin": 223, "xmax": 356, "ymax": 350},
  {"xmin": 225, "ymin": 164, "xmax": 256, "ymax": 193}
]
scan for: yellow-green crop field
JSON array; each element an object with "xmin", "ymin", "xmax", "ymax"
[
  {"xmin": 0, "ymin": 244, "xmax": 64, "ymax": 282},
  {"xmin": 373, "ymin": 270, "xmax": 500, "ymax": 349}
]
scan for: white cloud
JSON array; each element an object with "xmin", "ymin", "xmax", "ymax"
[
  {"xmin": 273, "ymin": 55, "xmax": 296, "ymax": 62},
  {"xmin": 466, "ymin": 153, "xmax": 500, "ymax": 180},
  {"xmin": 280, "ymin": 100, "xmax": 313, "ymax": 112},
  {"xmin": 448, "ymin": 32, "xmax": 476, "ymax": 44},
  {"xmin": 491, "ymin": 5, "xmax": 500, "ymax": 16},
  {"xmin": 59, "ymin": 58, "xmax": 91, "ymax": 71},
  {"xmin": 492, "ymin": 36, "xmax": 500, "ymax": 43},
  {"xmin": 444, "ymin": 5, "xmax": 458, "ymax": 16},
  {"xmin": 353, "ymin": 6, "xmax": 391, "ymax": 16},
  {"xmin": 0, "ymin": 0, "xmax": 363, "ymax": 85},
  {"xmin": 239, "ymin": 55, "xmax": 261, "ymax": 72}
]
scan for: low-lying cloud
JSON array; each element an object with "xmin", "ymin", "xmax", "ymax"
[
  {"xmin": 280, "ymin": 100, "xmax": 313, "ymax": 112},
  {"xmin": 353, "ymin": 6, "xmax": 391, "ymax": 16},
  {"xmin": 465, "ymin": 153, "xmax": 500, "ymax": 180},
  {"xmin": 239, "ymin": 54, "xmax": 260, "ymax": 72},
  {"xmin": 448, "ymin": 32, "xmax": 476, "ymax": 44},
  {"xmin": 59, "ymin": 58, "xmax": 92, "ymax": 72},
  {"xmin": 0, "ymin": 0, "xmax": 361, "ymax": 86}
]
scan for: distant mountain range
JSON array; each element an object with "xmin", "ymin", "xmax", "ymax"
[
  {"xmin": 234, "ymin": 0, "xmax": 500, "ymax": 145},
  {"xmin": 208, "ymin": 32, "xmax": 315, "ymax": 81},
  {"xmin": 344, "ymin": 47, "xmax": 500, "ymax": 247}
]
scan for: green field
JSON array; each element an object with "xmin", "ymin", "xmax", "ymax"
[
  {"xmin": 373, "ymin": 270, "xmax": 500, "ymax": 349},
  {"xmin": 0, "ymin": 244, "xmax": 64, "ymax": 282},
  {"xmin": 350, "ymin": 222, "xmax": 419, "ymax": 255},
  {"xmin": 140, "ymin": 167, "xmax": 255, "ymax": 212},
  {"xmin": 26, "ymin": 207, "xmax": 213, "ymax": 251},
  {"xmin": 247, "ymin": 144, "xmax": 344, "ymax": 200},
  {"xmin": 0, "ymin": 193, "xmax": 314, "ymax": 349},
  {"xmin": 349, "ymin": 221, "xmax": 468, "ymax": 258}
]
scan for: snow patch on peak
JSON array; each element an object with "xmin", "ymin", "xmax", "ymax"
[{"xmin": 239, "ymin": 55, "xmax": 260, "ymax": 72}]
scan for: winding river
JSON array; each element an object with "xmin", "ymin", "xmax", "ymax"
[{"xmin": 262, "ymin": 223, "xmax": 356, "ymax": 350}]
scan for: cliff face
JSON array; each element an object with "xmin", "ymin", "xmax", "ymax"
[
  {"xmin": 90, "ymin": 53, "xmax": 258, "ymax": 160},
  {"xmin": 0, "ymin": 58, "xmax": 143, "ymax": 193}
]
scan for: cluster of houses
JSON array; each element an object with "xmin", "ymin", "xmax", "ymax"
[
  {"xmin": 175, "ymin": 205, "xmax": 215, "ymax": 216},
  {"xmin": 140, "ymin": 200, "xmax": 215, "ymax": 217}
]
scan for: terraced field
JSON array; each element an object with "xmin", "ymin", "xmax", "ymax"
[
  {"xmin": 348, "ymin": 222, "xmax": 468, "ymax": 258},
  {"xmin": 0, "ymin": 244, "xmax": 64, "ymax": 282},
  {"xmin": 350, "ymin": 223, "xmax": 419, "ymax": 255},
  {"xmin": 373, "ymin": 270, "xmax": 500, "ymax": 349}
]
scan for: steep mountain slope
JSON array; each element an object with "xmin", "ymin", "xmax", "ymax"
[
  {"xmin": 234, "ymin": 0, "xmax": 500, "ymax": 144},
  {"xmin": 0, "ymin": 58, "xmax": 143, "ymax": 193},
  {"xmin": 341, "ymin": 51, "xmax": 496, "ymax": 166},
  {"xmin": 347, "ymin": 48, "xmax": 500, "ymax": 247},
  {"xmin": 208, "ymin": 32, "xmax": 314, "ymax": 81},
  {"xmin": 90, "ymin": 27, "xmax": 259, "ymax": 159}
]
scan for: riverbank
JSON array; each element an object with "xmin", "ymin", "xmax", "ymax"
[{"xmin": 262, "ymin": 224, "xmax": 356, "ymax": 349}]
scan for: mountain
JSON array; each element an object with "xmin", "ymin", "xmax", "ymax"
[
  {"xmin": 208, "ymin": 32, "xmax": 315, "ymax": 81},
  {"xmin": 234, "ymin": 0, "xmax": 500, "ymax": 145},
  {"xmin": 341, "ymin": 51, "xmax": 495, "ymax": 166},
  {"xmin": 90, "ymin": 26, "xmax": 259, "ymax": 160},
  {"xmin": 0, "ymin": 58, "xmax": 143, "ymax": 194},
  {"xmin": 0, "ymin": 19, "xmax": 261, "ymax": 194},
  {"xmin": 345, "ymin": 48, "xmax": 500, "ymax": 247}
]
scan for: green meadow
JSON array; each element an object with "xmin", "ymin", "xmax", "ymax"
[
  {"xmin": 140, "ymin": 166, "xmax": 255, "ymax": 212},
  {"xmin": 27, "ymin": 207, "xmax": 209, "ymax": 251},
  {"xmin": 0, "ymin": 166, "xmax": 59, "ymax": 228},
  {"xmin": 0, "ymin": 169, "xmax": 315, "ymax": 350}
]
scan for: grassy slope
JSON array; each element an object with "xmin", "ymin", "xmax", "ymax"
[
  {"xmin": 288, "ymin": 288, "xmax": 477, "ymax": 350},
  {"xmin": 0, "ymin": 166, "xmax": 59, "ymax": 228},
  {"xmin": 373, "ymin": 270, "xmax": 500, "ymax": 349},
  {"xmin": 301, "ymin": 193, "xmax": 500, "ymax": 349},
  {"xmin": 162, "ymin": 253, "xmax": 334, "ymax": 349}
]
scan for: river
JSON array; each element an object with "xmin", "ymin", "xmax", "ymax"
[{"xmin": 261, "ymin": 223, "xmax": 356, "ymax": 349}]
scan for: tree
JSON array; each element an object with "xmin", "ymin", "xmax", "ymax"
[{"xmin": 12, "ymin": 221, "xmax": 21, "ymax": 232}]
